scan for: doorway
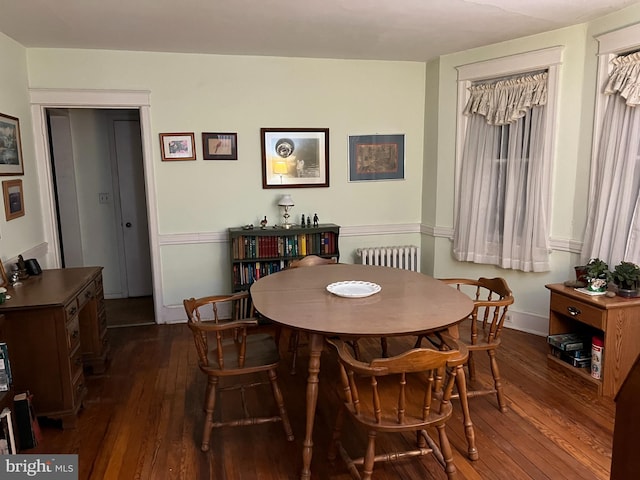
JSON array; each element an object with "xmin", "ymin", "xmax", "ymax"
[{"xmin": 46, "ymin": 108, "xmax": 154, "ymax": 320}]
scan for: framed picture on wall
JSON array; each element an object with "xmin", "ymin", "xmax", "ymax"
[
  {"xmin": 159, "ymin": 132, "xmax": 196, "ymax": 161},
  {"xmin": 2, "ymin": 179, "xmax": 24, "ymax": 221},
  {"xmin": 0, "ymin": 113, "xmax": 24, "ymax": 176},
  {"xmin": 261, "ymin": 128, "xmax": 329, "ymax": 188},
  {"xmin": 202, "ymin": 132, "xmax": 238, "ymax": 160},
  {"xmin": 348, "ymin": 134, "xmax": 405, "ymax": 182}
]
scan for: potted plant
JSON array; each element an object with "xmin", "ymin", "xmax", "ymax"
[
  {"xmin": 585, "ymin": 258, "xmax": 610, "ymax": 292},
  {"xmin": 610, "ymin": 261, "xmax": 640, "ymax": 297}
]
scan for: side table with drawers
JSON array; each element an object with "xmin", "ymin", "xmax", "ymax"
[
  {"xmin": 0, "ymin": 267, "xmax": 109, "ymax": 428},
  {"xmin": 546, "ymin": 283, "xmax": 640, "ymax": 398}
]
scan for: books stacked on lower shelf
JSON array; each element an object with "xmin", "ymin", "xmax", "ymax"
[
  {"xmin": 547, "ymin": 333, "xmax": 592, "ymax": 369},
  {"xmin": 0, "ymin": 407, "xmax": 16, "ymax": 454},
  {"xmin": 13, "ymin": 392, "xmax": 42, "ymax": 451}
]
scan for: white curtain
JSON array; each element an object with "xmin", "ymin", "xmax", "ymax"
[
  {"xmin": 582, "ymin": 52, "xmax": 640, "ymax": 266},
  {"xmin": 454, "ymin": 72, "xmax": 551, "ymax": 272}
]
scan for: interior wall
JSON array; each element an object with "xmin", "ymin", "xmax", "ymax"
[
  {"xmin": 25, "ymin": 51, "xmax": 426, "ymax": 314},
  {"xmin": 0, "ymin": 32, "xmax": 43, "ymax": 265}
]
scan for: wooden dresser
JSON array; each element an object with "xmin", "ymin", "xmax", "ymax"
[
  {"xmin": 0, "ymin": 267, "xmax": 109, "ymax": 428},
  {"xmin": 546, "ymin": 283, "xmax": 640, "ymax": 398}
]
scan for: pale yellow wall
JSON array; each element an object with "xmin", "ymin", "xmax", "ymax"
[
  {"xmin": 26, "ymin": 50, "xmax": 426, "ymax": 307},
  {"xmin": 0, "ymin": 32, "xmax": 43, "ymax": 266},
  {"xmin": 26, "ymin": 50, "xmax": 425, "ymax": 230}
]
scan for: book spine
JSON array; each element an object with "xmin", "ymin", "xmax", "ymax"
[
  {"xmin": 14, "ymin": 394, "xmax": 37, "ymax": 450},
  {"xmin": 0, "ymin": 344, "xmax": 12, "ymax": 386}
]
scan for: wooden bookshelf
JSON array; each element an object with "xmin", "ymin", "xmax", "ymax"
[{"xmin": 229, "ymin": 223, "xmax": 340, "ymax": 291}]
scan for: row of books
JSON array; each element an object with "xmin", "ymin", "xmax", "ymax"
[
  {"xmin": 547, "ymin": 333, "xmax": 592, "ymax": 369},
  {"xmin": 232, "ymin": 256, "xmax": 339, "ymax": 288},
  {"xmin": 232, "ymin": 232, "xmax": 338, "ymax": 260}
]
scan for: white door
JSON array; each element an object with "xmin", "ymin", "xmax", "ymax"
[{"xmin": 113, "ymin": 119, "xmax": 152, "ymax": 297}]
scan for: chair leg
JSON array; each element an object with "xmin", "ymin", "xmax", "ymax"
[
  {"xmin": 467, "ymin": 351, "xmax": 476, "ymax": 382},
  {"xmin": 362, "ymin": 430, "xmax": 377, "ymax": 480},
  {"xmin": 414, "ymin": 335, "xmax": 424, "ymax": 348},
  {"xmin": 488, "ymin": 350, "xmax": 507, "ymax": 413},
  {"xmin": 380, "ymin": 337, "xmax": 388, "ymax": 357},
  {"xmin": 289, "ymin": 331, "xmax": 300, "ymax": 375},
  {"xmin": 268, "ymin": 368, "xmax": 294, "ymax": 441},
  {"xmin": 328, "ymin": 405, "xmax": 346, "ymax": 463},
  {"xmin": 435, "ymin": 424, "xmax": 458, "ymax": 480},
  {"xmin": 201, "ymin": 376, "xmax": 218, "ymax": 452},
  {"xmin": 454, "ymin": 364, "xmax": 478, "ymax": 461}
]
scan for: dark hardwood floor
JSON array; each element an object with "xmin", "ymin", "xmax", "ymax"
[{"xmin": 28, "ymin": 315, "xmax": 615, "ymax": 480}]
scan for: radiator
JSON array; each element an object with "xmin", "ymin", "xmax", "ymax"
[{"xmin": 356, "ymin": 245, "xmax": 421, "ymax": 272}]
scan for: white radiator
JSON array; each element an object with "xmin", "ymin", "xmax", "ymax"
[{"xmin": 356, "ymin": 245, "xmax": 421, "ymax": 273}]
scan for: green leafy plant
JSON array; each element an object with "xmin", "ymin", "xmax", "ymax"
[
  {"xmin": 585, "ymin": 258, "xmax": 610, "ymax": 280},
  {"xmin": 611, "ymin": 261, "xmax": 640, "ymax": 290}
]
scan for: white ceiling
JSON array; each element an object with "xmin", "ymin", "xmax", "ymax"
[{"xmin": 0, "ymin": 0, "xmax": 635, "ymax": 62}]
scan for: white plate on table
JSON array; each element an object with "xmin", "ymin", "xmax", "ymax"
[{"xmin": 326, "ymin": 281, "xmax": 381, "ymax": 298}]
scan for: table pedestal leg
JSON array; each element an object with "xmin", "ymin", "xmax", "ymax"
[{"xmin": 301, "ymin": 332, "xmax": 324, "ymax": 480}]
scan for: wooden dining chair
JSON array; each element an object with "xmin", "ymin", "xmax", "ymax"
[
  {"xmin": 326, "ymin": 335, "xmax": 468, "ymax": 480},
  {"xmin": 416, "ymin": 277, "xmax": 514, "ymax": 413},
  {"xmin": 183, "ymin": 292, "xmax": 294, "ymax": 452},
  {"xmin": 286, "ymin": 255, "xmax": 338, "ymax": 374}
]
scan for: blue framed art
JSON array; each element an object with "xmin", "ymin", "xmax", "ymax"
[{"xmin": 348, "ymin": 134, "xmax": 404, "ymax": 182}]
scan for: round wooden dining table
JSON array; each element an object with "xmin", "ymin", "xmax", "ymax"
[{"xmin": 250, "ymin": 263, "xmax": 475, "ymax": 479}]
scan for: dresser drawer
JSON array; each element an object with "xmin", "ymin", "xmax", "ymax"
[
  {"xmin": 66, "ymin": 314, "xmax": 81, "ymax": 352},
  {"xmin": 550, "ymin": 293, "xmax": 605, "ymax": 330},
  {"xmin": 72, "ymin": 371, "xmax": 86, "ymax": 407},
  {"xmin": 78, "ymin": 282, "xmax": 96, "ymax": 309},
  {"xmin": 69, "ymin": 344, "xmax": 83, "ymax": 378},
  {"xmin": 65, "ymin": 299, "xmax": 79, "ymax": 321}
]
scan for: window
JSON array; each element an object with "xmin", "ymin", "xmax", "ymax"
[
  {"xmin": 453, "ymin": 48, "xmax": 562, "ymax": 272},
  {"xmin": 582, "ymin": 24, "xmax": 640, "ymax": 267}
]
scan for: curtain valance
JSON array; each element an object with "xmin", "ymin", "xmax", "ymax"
[
  {"xmin": 463, "ymin": 72, "xmax": 548, "ymax": 125},
  {"xmin": 604, "ymin": 51, "xmax": 640, "ymax": 106}
]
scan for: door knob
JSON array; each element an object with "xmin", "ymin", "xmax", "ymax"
[{"xmin": 125, "ymin": 222, "xmax": 132, "ymax": 228}]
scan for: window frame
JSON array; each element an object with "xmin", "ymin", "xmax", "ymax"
[
  {"xmin": 592, "ymin": 23, "xmax": 640, "ymax": 191},
  {"xmin": 454, "ymin": 47, "xmax": 563, "ymax": 229}
]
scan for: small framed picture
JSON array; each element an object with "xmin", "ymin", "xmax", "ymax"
[
  {"xmin": 0, "ymin": 260, "xmax": 7, "ymax": 289},
  {"xmin": 202, "ymin": 132, "xmax": 238, "ymax": 160},
  {"xmin": 159, "ymin": 133, "xmax": 196, "ymax": 161},
  {"xmin": 0, "ymin": 113, "xmax": 24, "ymax": 176},
  {"xmin": 2, "ymin": 179, "xmax": 24, "ymax": 221},
  {"xmin": 349, "ymin": 134, "xmax": 405, "ymax": 182},
  {"xmin": 261, "ymin": 128, "xmax": 329, "ymax": 188}
]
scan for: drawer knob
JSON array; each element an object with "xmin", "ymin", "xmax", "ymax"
[
  {"xmin": 71, "ymin": 330, "xmax": 79, "ymax": 339},
  {"xmin": 567, "ymin": 306, "xmax": 581, "ymax": 316},
  {"xmin": 69, "ymin": 306, "xmax": 77, "ymax": 316}
]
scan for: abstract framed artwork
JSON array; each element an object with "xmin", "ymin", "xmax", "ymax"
[
  {"xmin": 202, "ymin": 132, "xmax": 238, "ymax": 160},
  {"xmin": 159, "ymin": 132, "xmax": 196, "ymax": 161},
  {"xmin": 261, "ymin": 128, "xmax": 329, "ymax": 188},
  {"xmin": 0, "ymin": 113, "xmax": 24, "ymax": 176},
  {"xmin": 348, "ymin": 134, "xmax": 405, "ymax": 182},
  {"xmin": 2, "ymin": 179, "xmax": 24, "ymax": 221}
]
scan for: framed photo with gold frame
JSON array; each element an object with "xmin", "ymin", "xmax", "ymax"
[
  {"xmin": 0, "ymin": 260, "xmax": 7, "ymax": 288},
  {"xmin": 2, "ymin": 179, "xmax": 24, "ymax": 221}
]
